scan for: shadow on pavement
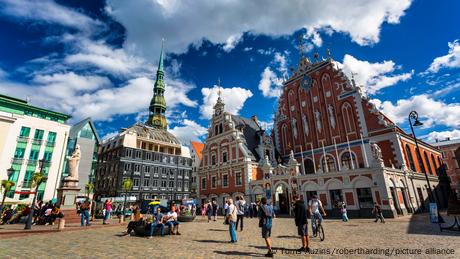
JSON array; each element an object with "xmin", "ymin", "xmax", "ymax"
[
  {"xmin": 276, "ymin": 235, "xmax": 297, "ymax": 239},
  {"xmin": 249, "ymin": 245, "xmax": 298, "ymax": 252},
  {"xmin": 407, "ymin": 213, "xmax": 460, "ymax": 236},
  {"xmin": 214, "ymin": 250, "xmax": 264, "ymax": 257},
  {"xmin": 193, "ymin": 239, "xmax": 230, "ymax": 243},
  {"xmin": 208, "ymin": 229, "xmax": 227, "ymax": 232}
]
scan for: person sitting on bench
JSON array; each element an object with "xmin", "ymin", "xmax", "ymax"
[
  {"xmin": 148, "ymin": 207, "xmax": 165, "ymax": 238},
  {"xmin": 164, "ymin": 206, "xmax": 180, "ymax": 235}
]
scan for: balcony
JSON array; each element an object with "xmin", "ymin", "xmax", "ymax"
[
  {"xmin": 169, "ymin": 175, "xmax": 175, "ymax": 179},
  {"xmin": 17, "ymin": 136, "xmax": 29, "ymax": 143},
  {"xmin": 133, "ymin": 171, "xmax": 141, "ymax": 176},
  {"xmin": 11, "ymin": 157, "xmax": 24, "ymax": 165},
  {"xmin": 31, "ymin": 139, "xmax": 43, "ymax": 145},
  {"xmin": 178, "ymin": 175, "xmax": 183, "ymax": 179},
  {"xmin": 22, "ymin": 181, "xmax": 32, "ymax": 189},
  {"xmin": 27, "ymin": 159, "xmax": 38, "ymax": 166},
  {"xmin": 153, "ymin": 173, "xmax": 159, "ymax": 178},
  {"xmin": 46, "ymin": 141, "xmax": 55, "ymax": 147},
  {"xmin": 145, "ymin": 173, "xmax": 150, "ymax": 177},
  {"xmin": 132, "ymin": 186, "xmax": 139, "ymax": 191},
  {"xmin": 161, "ymin": 174, "xmax": 167, "ymax": 178}
]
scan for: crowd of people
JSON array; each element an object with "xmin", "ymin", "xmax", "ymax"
[{"xmin": 0, "ymin": 200, "xmax": 64, "ymax": 226}]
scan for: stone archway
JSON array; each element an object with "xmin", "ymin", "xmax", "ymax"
[{"xmin": 274, "ymin": 181, "xmax": 290, "ymax": 215}]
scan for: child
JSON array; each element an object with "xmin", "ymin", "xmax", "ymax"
[{"xmin": 341, "ymin": 202, "xmax": 349, "ymax": 222}]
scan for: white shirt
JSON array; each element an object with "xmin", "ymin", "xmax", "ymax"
[
  {"xmin": 309, "ymin": 199, "xmax": 322, "ymax": 213},
  {"xmin": 166, "ymin": 211, "xmax": 177, "ymax": 221}
]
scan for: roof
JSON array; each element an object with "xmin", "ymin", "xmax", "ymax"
[
  {"xmin": 190, "ymin": 141, "xmax": 204, "ymax": 160},
  {"xmin": 126, "ymin": 122, "xmax": 181, "ymax": 145},
  {"xmin": 231, "ymin": 115, "xmax": 264, "ymax": 161},
  {"xmin": 431, "ymin": 138, "xmax": 460, "ymax": 147},
  {"xmin": 0, "ymin": 94, "xmax": 71, "ymax": 123},
  {"xmin": 70, "ymin": 117, "xmax": 101, "ymax": 144}
]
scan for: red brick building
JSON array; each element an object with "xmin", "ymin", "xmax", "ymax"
[
  {"xmin": 250, "ymin": 53, "xmax": 445, "ymax": 218},
  {"xmin": 198, "ymin": 93, "xmax": 276, "ymax": 207}
]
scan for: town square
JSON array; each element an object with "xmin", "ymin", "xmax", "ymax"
[{"xmin": 0, "ymin": 0, "xmax": 460, "ymax": 258}]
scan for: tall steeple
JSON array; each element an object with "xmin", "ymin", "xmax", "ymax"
[
  {"xmin": 213, "ymin": 78, "xmax": 225, "ymax": 116},
  {"xmin": 147, "ymin": 40, "xmax": 167, "ymax": 129}
]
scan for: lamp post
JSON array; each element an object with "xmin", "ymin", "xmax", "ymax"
[
  {"xmin": 25, "ymin": 159, "xmax": 47, "ymax": 230},
  {"xmin": 0, "ymin": 167, "xmax": 15, "ymax": 212}
]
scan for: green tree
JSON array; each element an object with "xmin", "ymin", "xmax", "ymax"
[
  {"xmin": 85, "ymin": 183, "xmax": 94, "ymax": 198},
  {"xmin": 1, "ymin": 180, "xmax": 15, "ymax": 211},
  {"xmin": 121, "ymin": 178, "xmax": 133, "ymax": 222}
]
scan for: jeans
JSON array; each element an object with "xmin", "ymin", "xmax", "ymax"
[
  {"xmin": 149, "ymin": 222, "xmax": 165, "ymax": 236},
  {"xmin": 342, "ymin": 212, "xmax": 349, "ymax": 222},
  {"xmin": 236, "ymin": 215, "xmax": 244, "ymax": 230},
  {"xmin": 375, "ymin": 213, "xmax": 385, "ymax": 223},
  {"xmin": 81, "ymin": 210, "xmax": 90, "ymax": 226},
  {"xmin": 166, "ymin": 221, "xmax": 179, "ymax": 233},
  {"xmin": 104, "ymin": 211, "xmax": 111, "ymax": 222},
  {"xmin": 311, "ymin": 211, "xmax": 323, "ymax": 234},
  {"xmin": 229, "ymin": 221, "xmax": 237, "ymax": 242}
]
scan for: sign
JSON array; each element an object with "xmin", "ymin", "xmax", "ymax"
[
  {"xmin": 14, "ymin": 191, "xmax": 36, "ymax": 195},
  {"xmin": 429, "ymin": 203, "xmax": 438, "ymax": 223}
]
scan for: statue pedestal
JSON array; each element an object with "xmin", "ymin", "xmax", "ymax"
[{"xmin": 57, "ymin": 178, "xmax": 81, "ymax": 225}]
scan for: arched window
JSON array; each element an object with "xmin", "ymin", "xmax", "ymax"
[
  {"xmin": 219, "ymin": 123, "xmax": 223, "ymax": 134},
  {"xmin": 405, "ymin": 145, "xmax": 416, "ymax": 171},
  {"xmin": 341, "ymin": 102, "xmax": 356, "ymax": 133},
  {"xmin": 431, "ymin": 154, "xmax": 438, "ymax": 175},
  {"xmin": 424, "ymin": 151, "xmax": 433, "ymax": 175},
  {"xmin": 303, "ymin": 159, "xmax": 315, "ymax": 174},
  {"xmin": 341, "ymin": 152, "xmax": 357, "ymax": 170},
  {"xmin": 415, "ymin": 149, "xmax": 426, "ymax": 173},
  {"xmin": 321, "ymin": 154, "xmax": 336, "ymax": 172},
  {"xmin": 214, "ymin": 125, "xmax": 219, "ymax": 136}
]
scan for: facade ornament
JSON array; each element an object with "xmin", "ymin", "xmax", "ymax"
[
  {"xmin": 67, "ymin": 144, "xmax": 81, "ymax": 180},
  {"xmin": 302, "ymin": 115, "xmax": 309, "ymax": 136},
  {"xmin": 291, "ymin": 118, "xmax": 298, "ymax": 139},
  {"xmin": 314, "ymin": 110, "xmax": 322, "ymax": 132},
  {"xmin": 327, "ymin": 104, "xmax": 336, "ymax": 129},
  {"xmin": 370, "ymin": 142, "xmax": 383, "ymax": 160}
]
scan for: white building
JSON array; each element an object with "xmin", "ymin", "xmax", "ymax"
[{"xmin": 0, "ymin": 94, "xmax": 71, "ymax": 202}]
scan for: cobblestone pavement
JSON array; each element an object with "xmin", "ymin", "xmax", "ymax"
[{"xmin": 0, "ymin": 214, "xmax": 459, "ymax": 259}]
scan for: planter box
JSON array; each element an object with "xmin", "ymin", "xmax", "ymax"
[{"xmin": 178, "ymin": 215, "xmax": 195, "ymax": 222}]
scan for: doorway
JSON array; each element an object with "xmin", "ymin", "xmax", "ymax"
[{"xmin": 275, "ymin": 185, "xmax": 289, "ymax": 214}]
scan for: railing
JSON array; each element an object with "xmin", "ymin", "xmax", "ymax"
[
  {"xmin": 169, "ymin": 175, "xmax": 175, "ymax": 179},
  {"xmin": 22, "ymin": 181, "xmax": 32, "ymax": 188},
  {"xmin": 11, "ymin": 158, "xmax": 24, "ymax": 164},
  {"xmin": 153, "ymin": 173, "xmax": 159, "ymax": 178},
  {"xmin": 161, "ymin": 174, "xmax": 167, "ymax": 178},
  {"xmin": 46, "ymin": 141, "xmax": 55, "ymax": 147},
  {"xmin": 178, "ymin": 175, "xmax": 183, "ymax": 179},
  {"xmin": 17, "ymin": 136, "xmax": 29, "ymax": 143},
  {"xmin": 27, "ymin": 159, "xmax": 38, "ymax": 166},
  {"xmin": 32, "ymin": 139, "xmax": 43, "ymax": 145}
]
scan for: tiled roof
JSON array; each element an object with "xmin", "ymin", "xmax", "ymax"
[{"xmin": 191, "ymin": 141, "xmax": 204, "ymax": 160}]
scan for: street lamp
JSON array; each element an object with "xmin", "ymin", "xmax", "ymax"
[
  {"xmin": 0, "ymin": 167, "xmax": 15, "ymax": 211},
  {"xmin": 7, "ymin": 167, "xmax": 14, "ymax": 180},
  {"xmin": 25, "ymin": 159, "xmax": 47, "ymax": 230}
]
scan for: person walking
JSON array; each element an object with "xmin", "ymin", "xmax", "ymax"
[
  {"xmin": 372, "ymin": 202, "xmax": 385, "ymax": 223},
  {"xmin": 226, "ymin": 199, "xmax": 238, "ymax": 243},
  {"xmin": 223, "ymin": 199, "xmax": 229, "ymax": 216},
  {"xmin": 201, "ymin": 204, "xmax": 206, "ymax": 218},
  {"xmin": 206, "ymin": 201, "xmax": 213, "ymax": 222},
  {"xmin": 235, "ymin": 196, "xmax": 245, "ymax": 231},
  {"xmin": 293, "ymin": 196, "xmax": 310, "ymax": 253},
  {"xmin": 103, "ymin": 199, "xmax": 112, "ymax": 224},
  {"xmin": 80, "ymin": 198, "xmax": 91, "ymax": 226},
  {"xmin": 259, "ymin": 197, "xmax": 274, "ymax": 257},
  {"xmin": 341, "ymin": 202, "xmax": 349, "ymax": 222},
  {"xmin": 212, "ymin": 200, "xmax": 218, "ymax": 221}
]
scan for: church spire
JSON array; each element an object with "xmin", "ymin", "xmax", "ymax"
[
  {"xmin": 213, "ymin": 78, "xmax": 225, "ymax": 116},
  {"xmin": 147, "ymin": 40, "xmax": 167, "ymax": 129}
]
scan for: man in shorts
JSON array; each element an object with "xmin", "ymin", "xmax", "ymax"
[
  {"xmin": 293, "ymin": 196, "xmax": 310, "ymax": 252},
  {"xmin": 308, "ymin": 195, "xmax": 326, "ymax": 236},
  {"xmin": 259, "ymin": 197, "xmax": 275, "ymax": 257}
]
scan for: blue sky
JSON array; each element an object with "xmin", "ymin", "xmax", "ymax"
[{"xmin": 0, "ymin": 0, "xmax": 459, "ymax": 145}]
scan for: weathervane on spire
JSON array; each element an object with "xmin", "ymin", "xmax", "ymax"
[
  {"xmin": 214, "ymin": 77, "xmax": 225, "ymax": 116},
  {"xmin": 351, "ymin": 72, "xmax": 358, "ymax": 87}
]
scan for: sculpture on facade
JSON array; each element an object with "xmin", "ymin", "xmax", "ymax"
[
  {"xmin": 67, "ymin": 144, "xmax": 81, "ymax": 180},
  {"xmin": 370, "ymin": 142, "xmax": 383, "ymax": 160},
  {"xmin": 328, "ymin": 104, "xmax": 336, "ymax": 129},
  {"xmin": 302, "ymin": 115, "xmax": 309, "ymax": 136},
  {"xmin": 291, "ymin": 118, "xmax": 298, "ymax": 139},
  {"xmin": 314, "ymin": 110, "xmax": 322, "ymax": 132}
]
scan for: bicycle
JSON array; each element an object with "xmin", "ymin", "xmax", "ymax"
[{"xmin": 312, "ymin": 213, "xmax": 325, "ymax": 241}]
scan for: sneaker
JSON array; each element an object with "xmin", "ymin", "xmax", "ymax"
[
  {"xmin": 297, "ymin": 247, "xmax": 304, "ymax": 252},
  {"xmin": 176, "ymin": 232, "xmax": 181, "ymax": 235},
  {"xmin": 305, "ymin": 247, "xmax": 310, "ymax": 253},
  {"xmin": 171, "ymin": 232, "xmax": 176, "ymax": 235},
  {"xmin": 265, "ymin": 251, "xmax": 274, "ymax": 257},
  {"xmin": 147, "ymin": 236, "xmax": 153, "ymax": 239}
]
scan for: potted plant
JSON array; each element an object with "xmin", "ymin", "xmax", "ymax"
[{"xmin": 178, "ymin": 209, "xmax": 195, "ymax": 222}]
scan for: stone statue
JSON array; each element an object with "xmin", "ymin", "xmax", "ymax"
[
  {"xmin": 302, "ymin": 115, "xmax": 309, "ymax": 136},
  {"xmin": 291, "ymin": 118, "xmax": 298, "ymax": 139},
  {"xmin": 67, "ymin": 144, "xmax": 81, "ymax": 180},
  {"xmin": 370, "ymin": 142, "xmax": 382, "ymax": 160},
  {"xmin": 328, "ymin": 104, "xmax": 336, "ymax": 129},
  {"xmin": 314, "ymin": 110, "xmax": 322, "ymax": 132}
]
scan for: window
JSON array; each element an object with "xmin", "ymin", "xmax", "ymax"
[
  {"xmin": 357, "ymin": 188, "xmax": 374, "ymax": 208},
  {"xmin": 201, "ymin": 178, "xmax": 206, "ymax": 189},
  {"xmin": 19, "ymin": 127, "xmax": 30, "ymax": 137},
  {"xmin": 303, "ymin": 159, "xmax": 315, "ymax": 174},
  {"xmin": 405, "ymin": 145, "xmax": 416, "ymax": 171},
  {"xmin": 424, "ymin": 152, "xmax": 433, "ymax": 175},
  {"xmin": 43, "ymin": 151, "xmax": 53, "ymax": 162},
  {"xmin": 222, "ymin": 152, "xmax": 228, "ymax": 163},
  {"xmin": 29, "ymin": 149, "xmax": 39, "ymax": 161},
  {"xmin": 211, "ymin": 154, "xmax": 216, "ymax": 165},
  {"xmin": 152, "ymin": 180, "xmax": 158, "ymax": 187},
  {"xmin": 47, "ymin": 132, "xmax": 57, "ymax": 143},
  {"xmin": 134, "ymin": 164, "xmax": 141, "ymax": 172},
  {"xmin": 415, "ymin": 150, "xmax": 426, "ymax": 173},
  {"xmin": 146, "ymin": 153, "xmax": 152, "ymax": 160},
  {"xmin": 14, "ymin": 147, "xmax": 26, "ymax": 158},
  {"xmin": 184, "ymin": 182, "xmax": 189, "ymax": 191},
  {"xmin": 211, "ymin": 176, "xmax": 217, "ymax": 188},
  {"xmin": 34, "ymin": 129, "xmax": 44, "ymax": 140},
  {"xmin": 321, "ymin": 155, "xmax": 336, "ymax": 172},
  {"xmin": 329, "ymin": 189, "xmax": 343, "ymax": 208},
  {"xmin": 125, "ymin": 149, "xmax": 133, "ymax": 158},
  {"xmin": 219, "ymin": 123, "xmax": 223, "ymax": 134},
  {"xmin": 222, "ymin": 174, "xmax": 228, "ymax": 187},
  {"xmin": 431, "ymin": 154, "xmax": 438, "ymax": 175},
  {"xmin": 143, "ymin": 178, "xmax": 150, "ymax": 187},
  {"xmin": 144, "ymin": 166, "xmax": 151, "ymax": 173},
  {"xmin": 235, "ymin": 172, "xmax": 242, "ymax": 186},
  {"xmin": 161, "ymin": 180, "xmax": 167, "ymax": 188},
  {"xmin": 124, "ymin": 163, "xmax": 131, "ymax": 171},
  {"xmin": 341, "ymin": 152, "xmax": 357, "ymax": 170},
  {"xmin": 22, "ymin": 170, "xmax": 33, "ymax": 188},
  {"xmin": 169, "ymin": 181, "xmax": 175, "ymax": 188},
  {"xmin": 135, "ymin": 151, "xmax": 142, "ymax": 159},
  {"xmin": 177, "ymin": 181, "xmax": 182, "ymax": 190},
  {"xmin": 133, "ymin": 178, "xmax": 140, "ymax": 187}
]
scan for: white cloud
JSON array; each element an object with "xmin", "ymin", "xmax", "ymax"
[
  {"xmin": 339, "ymin": 54, "xmax": 413, "ymax": 94},
  {"xmin": 258, "ymin": 52, "xmax": 289, "ymax": 98},
  {"xmin": 169, "ymin": 119, "xmax": 208, "ymax": 144},
  {"xmin": 422, "ymin": 130, "xmax": 460, "ymax": 143},
  {"xmin": 108, "ymin": 0, "xmax": 413, "ymax": 59},
  {"xmin": 200, "ymin": 86, "xmax": 253, "ymax": 119},
  {"xmin": 222, "ymin": 34, "xmax": 242, "ymax": 52},
  {"xmin": 102, "ymin": 131, "xmax": 119, "ymax": 142},
  {"xmin": 0, "ymin": 0, "xmax": 100, "ymax": 31},
  {"xmin": 371, "ymin": 94, "xmax": 460, "ymax": 128},
  {"xmin": 427, "ymin": 39, "xmax": 460, "ymax": 73}
]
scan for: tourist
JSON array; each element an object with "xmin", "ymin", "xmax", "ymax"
[
  {"xmin": 201, "ymin": 204, "xmax": 206, "ymax": 218},
  {"xmin": 226, "ymin": 198, "xmax": 237, "ymax": 243},
  {"xmin": 80, "ymin": 198, "xmax": 91, "ymax": 226},
  {"xmin": 1, "ymin": 208, "xmax": 13, "ymax": 224},
  {"xmin": 235, "ymin": 196, "xmax": 245, "ymax": 231},
  {"xmin": 164, "ymin": 206, "xmax": 181, "ymax": 235},
  {"xmin": 372, "ymin": 202, "xmax": 385, "ymax": 223},
  {"xmin": 212, "ymin": 200, "xmax": 218, "ymax": 221},
  {"xmin": 293, "ymin": 196, "xmax": 310, "ymax": 253},
  {"xmin": 252, "ymin": 202, "xmax": 258, "ymax": 218},
  {"xmin": 32, "ymin": 200, "xmax": 42, "ymax": 224},
  {"xmin": 192, "ymin": 204, "xmax": 197, "ymax": 217},
  {"xmin": 259, "ymin": 197, "xmax": 274, "ymax": 257},
  {"xmin": 341, "ymin": 202, "xmax": 349, "ymax": 222},
  {"xmin": 308, "ymin": 195, "xmax": 326, "ymax": 236},
  {"xmin": 123, "ymin": 207, "xmax": 143, "ymax": 236},
  {"xmin": 49, "ymin": 206, "xmax": 63, "ymax": 225},
  {"xmin": 103, "ymin": 199, "xmax": 112, "ymax": 224},
  {"xmin": 148, "ymin": 207, "xmax": 165, "ymax": 238},
  {"xmin": 223, "ymin": 199, "xmax": 229, "ymax": 216},
  {"xmin": 206, "ymin": 200, "xmax": 213, "ymax": 222}
]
